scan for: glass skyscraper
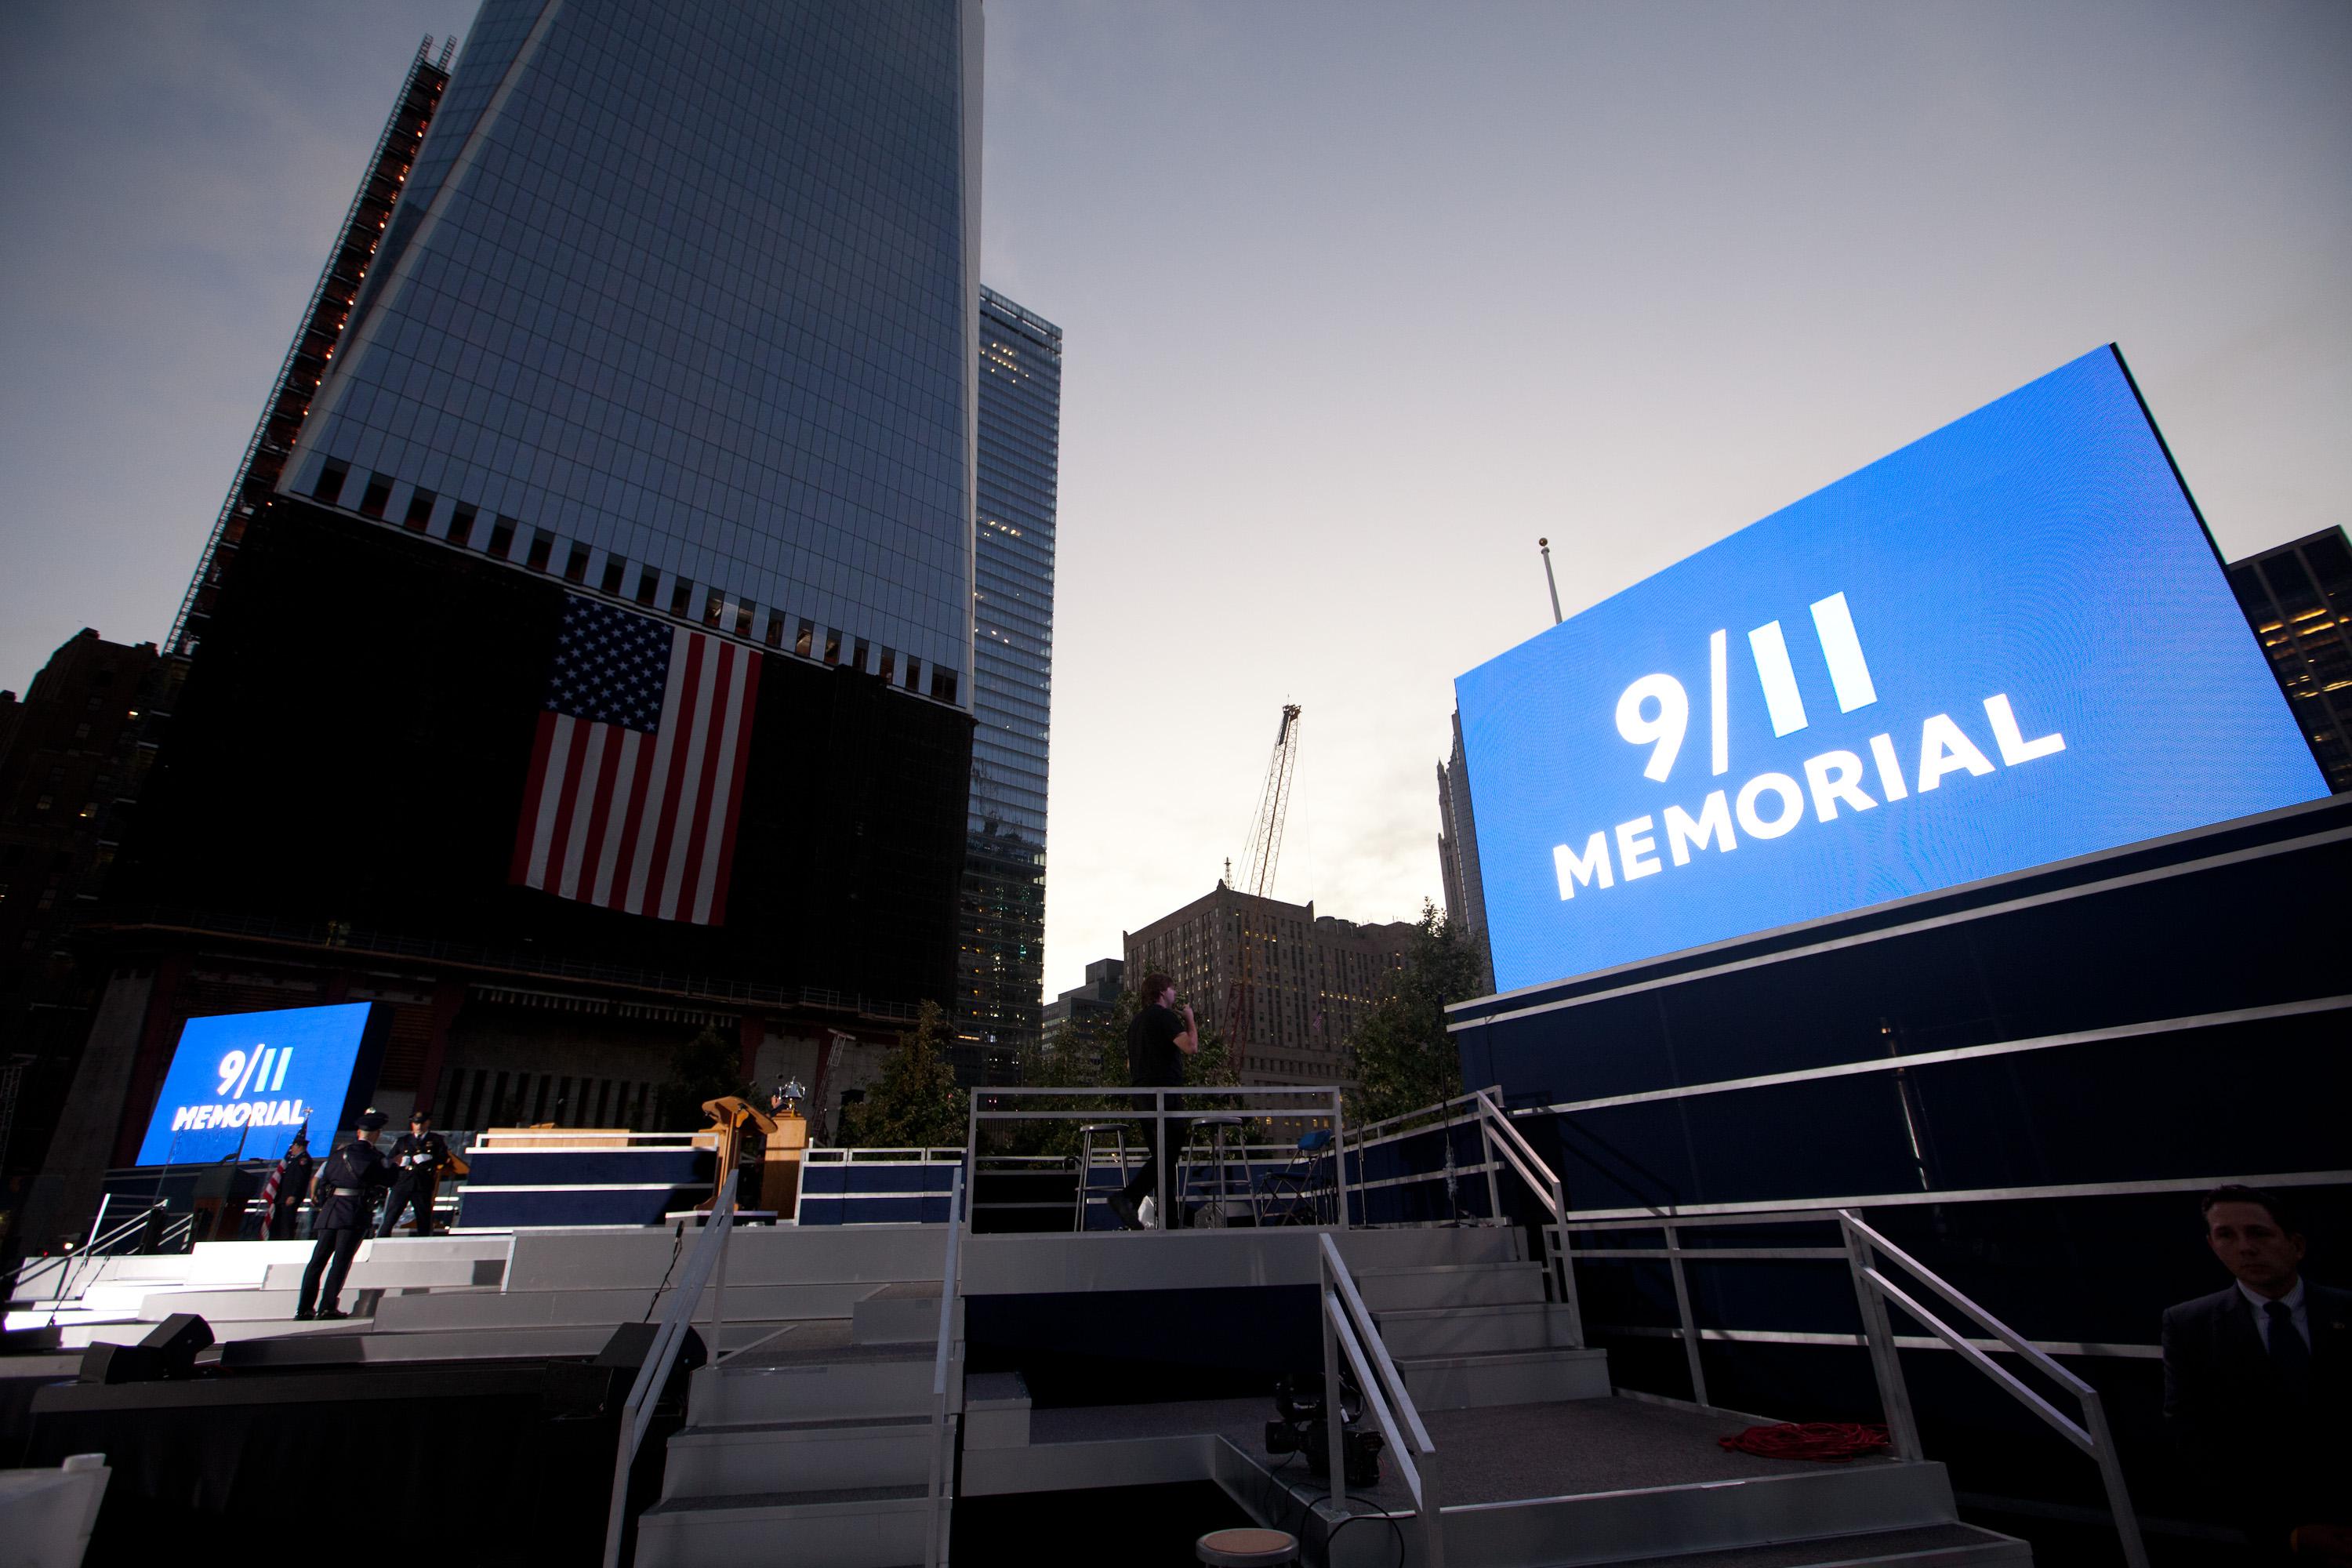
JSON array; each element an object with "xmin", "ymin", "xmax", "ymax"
[
  {"xmin": 48, "ymin": 1, "xmax": 989, "ymax": 1221},
  {"xmin": 957, "ymin": 286, "xmax": 1062, "ymax": 1078},
  {"xmin": 288, "ymin": 0, "xmax": 982, "ymax": 705}
]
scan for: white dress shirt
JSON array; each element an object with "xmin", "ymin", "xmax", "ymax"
[{"xmin": 2238, "ymin": 1277, "xmax": 2310, "ymax": 1352}]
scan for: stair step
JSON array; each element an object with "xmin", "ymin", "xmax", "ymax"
[
  {"xmin": 1410, "ymin": 1460, "xmax": 1977, "ymax": 1568},
  {"xmin": 1374, "ymin": 1301, "xmax": 1581, "ymax": 1357},
  {"xmin": 634, "ymin": 1484, "xmax": 934, "ymax": 1568},
  {"xmin": 1350, "ymin": 1261, "xmax": 1548, "ymax": 1310},
  {"xmin": 690, "ymin": 1347, "xmax": 958, "ymax": 1425},
  {"xmin": 661, "ymin": 1414, "xmax": 946, "ymax": 1497},
  {"xmin": 1398, "ymin": 1345, "xmax": 1612, "ymax": 1410},
  {"xmin": 1329, "ymin": 1225, "xmax": 1522, "ymax": 1272},
  {"xmin": 1570, "ymin": 1522, "xmax": 2031, "ymax": 1568}
]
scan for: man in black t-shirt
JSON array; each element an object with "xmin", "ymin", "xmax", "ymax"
[{"xmin": 1112, "ymin": 973, "xmax": 1198, "ymax": 1229}]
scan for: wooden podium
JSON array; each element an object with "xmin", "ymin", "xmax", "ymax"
[{"xmin": 700, "ymin": 1096, "xmax": 808, "ymax": 1216}]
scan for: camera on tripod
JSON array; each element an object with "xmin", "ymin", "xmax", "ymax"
[{"xmin": 1263, "ymin": 1370, "xmax": 1384, "ymax": 1487}]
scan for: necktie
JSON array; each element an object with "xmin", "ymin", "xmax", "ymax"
[{"xmin": 2265, "ymin": 1300, "xmax": 2311, "ymax": 1383}]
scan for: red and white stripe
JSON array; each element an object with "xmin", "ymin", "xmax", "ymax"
[{"xmin": 508, "ymin": 629, "xmax": 760, "ymax": 926}]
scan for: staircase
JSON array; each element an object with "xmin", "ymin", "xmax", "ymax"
[
  {"xmin": 1336, "ymin": 1227, "xmax": 1610, "ymax": 1410},
  {"xmin": 632, "ymin": 1274, "xmax": 958, "ymax": 1566}
]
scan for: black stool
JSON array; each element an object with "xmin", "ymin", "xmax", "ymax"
[
  {"xmin": 1178, "ymin": 1115, "xmax": 1248, "ymax": 1228},
  {"xmin": 1073, "ymin": 1122, "xmax": 1134, "ymax": 1231}
]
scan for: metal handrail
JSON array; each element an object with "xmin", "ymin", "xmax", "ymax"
[
  {"xmin": 925, "ymin": 1168, "xmax": 965, "ymax": 1568},
  {"xmin": 601, "ymin": 1170, "xmax": 739, "ymax": 1568},
  {"xmin": 1837, "ymin": 1210, "xmax": 2148, "ymax": 1568},
  {"xmin": 1469, "ymin": 1088, "xmax": 1581, "ymax": 1340},
  {"xmin": 1548, "ymin": 1206, "xmax": 2148, "ymax": 1568},
  {"xmin": 8, "ymin": 1200, "xmax": 167, "ymax": 1306},
  {"xmin": 967, "ymin": 1085, "xmax": 1349, "ymax": 1232},
  {"xmin": 1317, "ymin": 1232, "xmax": 1443, "ymax": 1567}
]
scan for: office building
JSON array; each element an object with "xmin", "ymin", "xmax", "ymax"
[
  {"xmin": 1436, "ymin": 710, "xmax": 1494, "ymax": 994},
  {"xmin": 2228, "ymin": 527, "xmax": 2352, "ymax": 793},
  {"xmin": 956, "ymin": 287, "xmax": 1062, "ymax": 1080},
  {"xmin": 1124, "ymin": 886, "xmax": 1413, "ymax": 1085},
  {"xmin": 0, "ymin": 631, "xmax": 165, "ymax": 1235},
  {"xmin": 1040, "ymin": 956, "xmax": 1123, "ymax": 1051},
  {"xmin": 34, "ymin": 5, "xmax": 985, "ymax": 1244}
]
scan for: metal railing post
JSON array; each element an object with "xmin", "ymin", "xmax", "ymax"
[
  {"xmin": 1664, "ymin": 1220, "xmax": 1708, "ymax": 1406},
  {"xmin": 1320, "ymin": 1275, "xmax": 1348, "ymax": 1515},
  {"xmin": 710, "ymin": 1213, "xmax": 728, "ymax": 1352},
  {"xmin": 2079, "ymin": 1388, "xmax": 2151, "ymax": 1568},
  {"xmin": 1330, "ymin": 1088, "xmax": 1351, "ymax": 1229},
  {"xmin": 1478, "ymin": 1113, "xmax": 1502, "ymax": 1223},
  {"xmin": 1838, "ymin": 1210, "xmax": 1923, "ymax": 1460},
  {"xmin": 926, "ymin": 1168, "xmax": 964, "ymax": 1568}
]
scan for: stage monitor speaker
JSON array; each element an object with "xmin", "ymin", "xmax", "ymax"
[
  {"xmin": 545, "ymin": 1323, "xmax": 710, "ymax": 1420},
  {"xmin": 78, "ymin": 1344, "xmax": 165, "ymax": 1385},
  {"xmin": 140, "ymin": 1312, "xmax": 215, "ymax": 1376}
]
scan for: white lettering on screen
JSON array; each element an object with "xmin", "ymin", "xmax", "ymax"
[{"xmin": 1551, "ymin": 696, "xmax": 2067, "ymax": 902}]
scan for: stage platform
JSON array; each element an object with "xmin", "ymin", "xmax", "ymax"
[{"xmin": 7, "ymin": 1219, "xmax": 2031, "ymax": 1566}]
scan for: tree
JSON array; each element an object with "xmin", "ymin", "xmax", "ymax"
[
  {"xmin": 1344, "ymin": 902, "xmax": 1490, "ymax": 1124},
  {"xmin": 655, "ymin": 1025, "xmax": 752, "ymax": 1131},
  {"xmin": 998, "ymin": 989, "xmax": 1134, "ymax": 1158},
  {"xmin": 838, "ymin": 1000, "xmax": 967, "ymax": 1149},
  {"xmin": 1183, "ymin": 1014, "xmax": 1240, "ymax": 1090}
]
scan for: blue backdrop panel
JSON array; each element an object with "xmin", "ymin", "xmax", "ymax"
[
  {"xmin": 455, "ymin": 1185, "xmax": 708, "ymax": 1228},
  {"xmin": 797, "ymin": 1161, "xmax": 959, "ymax": 1225}
]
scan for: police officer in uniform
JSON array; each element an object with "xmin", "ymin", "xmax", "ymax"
[
  {"xmin": 295, "ymin": 1109, "xmax": 390, "ymax": 1321},
  {"xmin": 379, "ymin": 1109, "xmax": 451, "ymax": 1237},
  {"xmin": 267, "ymin": 1131, "xmax": 314, "ymax": 1240}
]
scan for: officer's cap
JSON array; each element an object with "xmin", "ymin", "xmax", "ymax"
[{"xmin": 358, "ymin": 1108, "xmax": 389, "ymax": 1131}]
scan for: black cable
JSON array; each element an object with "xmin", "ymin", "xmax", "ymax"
[
  {"xmin": 641, "ymin": 1217, "xmax": 687, "ymax": 1323},
  {"xmin": 1324, "ymin": 1507, "xmax": 1406, "ymax": 1568}
]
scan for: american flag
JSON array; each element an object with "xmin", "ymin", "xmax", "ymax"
[{"xmin": 508, "ymin": 594, "xmax": 761, "ymax": 925}]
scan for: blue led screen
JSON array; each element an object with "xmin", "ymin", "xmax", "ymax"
[
  {"xmin": 134, "ymin": 1002, "xmax": 377, "ymax": 1165},
  {"xmin": 1457, "ymin": 347, "xmax": 2328, "ymax": 995}
]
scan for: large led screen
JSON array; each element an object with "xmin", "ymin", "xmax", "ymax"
[
  {"xmin": 1457, "ymin": 346, "xmax": 2328, "ymax": 995},
  {"xmin": 135, "ymin": 1002, "xmax": 379, "ymax": 1166}
]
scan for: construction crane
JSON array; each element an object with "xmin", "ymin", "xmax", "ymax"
[
  {"xmin": 1225, "ymin": 705, "xmax": 1302, "ymax": 1053},
  {"xmin": 1237, "ymin": 704, "xmax": 1303, "ymax": 898}
]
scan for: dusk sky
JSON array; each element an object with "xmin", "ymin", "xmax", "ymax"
[{"xmin": 4, "ymin": 2, "xmax": 2347, "ymax": 998}]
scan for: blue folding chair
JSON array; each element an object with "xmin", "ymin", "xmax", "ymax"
[{"xmin": 1254, "ymin": 1128, "xmax": 1335, "ymax": 1226}]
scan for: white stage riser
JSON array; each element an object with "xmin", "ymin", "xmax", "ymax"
[
  {"xmin": 506, "ymin": 1226, "xmax": 955, "ymax": 1293},
  {"xmin": 1374, "ymin": 1302, "xmax": 1582, "ymax": 1359},
  {"xmin": 371, "ymin": 1280, "xmax": 873, "ymax": 1332},
  {"xmin": 659, "ymin": 1418, "xmax": 942, "ymax": 1499}
]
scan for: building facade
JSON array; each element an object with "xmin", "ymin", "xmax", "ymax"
[
  {"xmin": 956, "ymin": 286, "xmax": 1062, "ymax": 1080},
  {"xmin": 1123, "ymin": 886, "xmax": 1413, "ymax": 1086},
  {"xmin": 1040, "ymin": 956, "xmax": 1123, "ymax": 1051},
  {"xmin": 31, "ymin": 5, "xmax": 987, "ymax": 1248},
  {"xmin": 0, "ymin": 631, "xmax": 167, "ymax": 1240},
  {"xmin": 1436, "ymin": 709, "xmax": 1494, "ymax": 994},
  {"xmin": 2228, "ymin": 527, "xmax": 2352, "ymax": 793}
]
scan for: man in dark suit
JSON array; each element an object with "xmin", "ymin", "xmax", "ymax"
[{"xmin": 2162, "ymin": 1185, "xmax": 2351, "ymax": 1563}]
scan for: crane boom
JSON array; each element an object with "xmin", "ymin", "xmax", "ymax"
[
  {"xmin": 1238, "ymin": 704, "xmax": 1302, "ymax": 898},
  {"xmin": 1225, "ymin": 705, "xmax": 1301, "ymax": 1056}
]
